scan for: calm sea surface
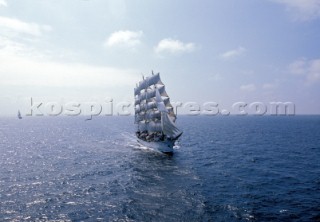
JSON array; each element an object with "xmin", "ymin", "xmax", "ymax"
[{"xmin": 0, "ymin": 116, "xmax": 319, "ymax": 221}]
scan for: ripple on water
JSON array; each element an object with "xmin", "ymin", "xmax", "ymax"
[{"xmin": 0, "ymin": 116, "xmax": 319, "ymax": 221}]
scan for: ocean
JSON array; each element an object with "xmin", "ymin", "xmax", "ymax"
[{"xmin": 0, "ymin": 116, "xmax": 319, "ymax": 221}]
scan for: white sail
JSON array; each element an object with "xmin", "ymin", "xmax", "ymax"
[
  {"xmin": 161, "ymin": 112, "xmax": 182, "ymax": 139},
  {"xmin": 146, "ymin": 110, "xmax": 161, "ymax": 120},
  {"xmin": 135, "ymin": 113, "xmax": 144, "ymax": 122},
  {"xmin": 138, "ymin": 121, "xmax": 147, "ymax": 131},
  {"xmin": 134, "ymin": 73, "xmax": 162, "ymax": 95},
  {"xmin": 135, "ymin": 102, "xmax": 156, "ymax": 113},
  {"xmin": 155, "ymin": 88, "xmax": 167, "ymax": 113},
  {"xmin": 135, "ymin": 85, "xmax": 166, "ymax": 105},
  {"xmin": 147, "ymin": 121, "xmax": 162, "ymax": 132},
  {"xmin": 155, "ymin": 89, "xmax": 176, "ymax": 121},
  {"xmin": 138, "ymin": 121, "xmax": 162, "ymax": 132},
  {"xmin": 135, "ymin": 98, "xmax": 171, "ymax": 113},
  {"xmin": 136, "ymin": 111, "xmax": 161, "ymax": 122}
]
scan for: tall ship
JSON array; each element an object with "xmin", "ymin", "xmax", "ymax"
[{"xmin": 134, "ymin": 72, "xmax": 182, "ymax": 154}]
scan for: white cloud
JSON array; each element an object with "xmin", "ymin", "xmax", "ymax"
[
  {"xmin": 154, "ymin": 38, "xmax": 195, "ymax": 54},
  {"xmin": 0, "ymin": 56, "xmax": 137, "ymax": 87},
  {"xmin": 263, "ymin": 79, "xmax": 280, "ymax": 90},
  {"xmin": 220, "ymin": 46, "xmax": 246, "ymax": 59},
  {"xmin": 0, "ymin": 16, "xmax": 52, "ymax": 36},
  {"xmin": 240, "ymin": 84, "xmax": 256, "ymax": 92},
  {"xmin": 289, "ymin": 58, "xmax": 320, "ymax": 83},
  {"xmin": 289, "ymin": 58, "xmax": 307, "ymax": 75},
  {"xmin": 272, "ymin": 0, "xmax": 320, "ymax": 21},
  {"xmin": 104, "ymin": 30, "xmax": 143, "ymax": 48},
  {"xmin": 308, "ymin": 60, "xmax": 320, "ymax": 82},
  {"xmin": 0, "ymin": 0, "xmax": 7, "ymax": 7},
  {"xmin": 0, "ymin": 37, "xmax": 138, "ymax": 88},
  {"xmin": 0, "ymin": 36, "xmax": 27, "ymax": 54}
]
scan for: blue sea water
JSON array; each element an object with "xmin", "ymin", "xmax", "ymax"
[{"xmin": 0, "ymin": 116, "xmax": 319, "ymax": 221}]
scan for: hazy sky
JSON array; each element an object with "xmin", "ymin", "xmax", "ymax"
[{"xmin": 0, "ymin": 0, "xmax": 319, "ymax": 116}]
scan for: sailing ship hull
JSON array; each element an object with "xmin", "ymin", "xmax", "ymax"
[{"xmin": 137, "ymin": 139, "xmax": 175, "ymax": 154}]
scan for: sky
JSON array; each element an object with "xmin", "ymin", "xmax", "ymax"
[{"xmin": 0, "ymin": 0, "xmax": 319, "ymax": 116}]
